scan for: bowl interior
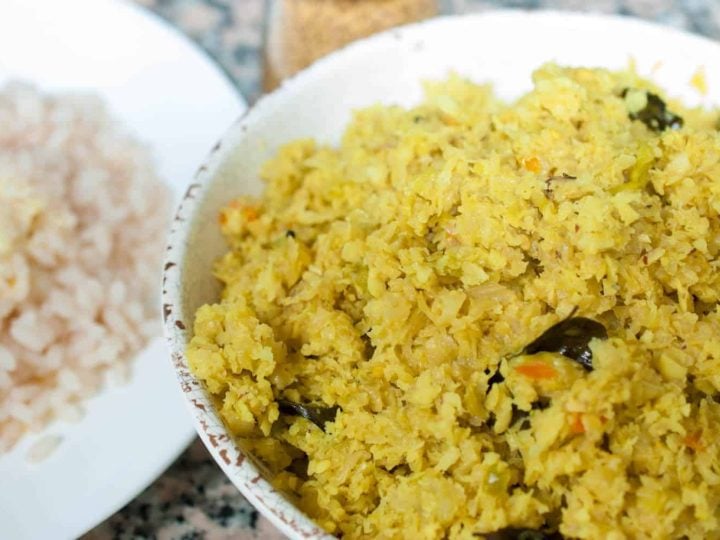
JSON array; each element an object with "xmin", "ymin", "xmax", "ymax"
[{"xmin": 165, "ymin": 11, "xmax": 720, "ymax": 540}]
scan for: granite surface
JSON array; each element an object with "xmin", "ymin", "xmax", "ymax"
[{"xmin": 86, "ymin": 0, "xmax": 720, "ymax": 538}]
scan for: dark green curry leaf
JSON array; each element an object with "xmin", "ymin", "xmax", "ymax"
[
  {"xmin": 523, "ymin": 317, "xmax": 608, "ymax": 370},
  {"xmin": 623, "ymin": 88, "xmax": 683, "ymax": 132},
  {"xmin": 278, "ymin": 399, "xmax": 339, "ymax": 430},
  {"xmin": 288, "ymin": 454, "xmax": 309, "ymax": 479},
  {"xmin": 480, "ymin": 527, "xmax": 564, "ymax": 540},
  {"xmin": 487, "ymin": 369, "xmax": 505, "ymax": 387}
]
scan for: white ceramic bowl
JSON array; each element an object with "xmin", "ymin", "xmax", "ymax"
[{"xmin": 163, "ymin": 11, "xmax": 720, "ymax": 539}]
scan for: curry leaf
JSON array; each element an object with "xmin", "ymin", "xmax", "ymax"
[
  {"xmin": 523, "ymin": 317, "xmax": 608, "ymax": 370},
  {"xmin": 623, "ymin": 88, "xmax": 683, "ymax": 132},
  {"xmin": 277, "ymin": 399, "xmax": 339, "ymax": 430},
  {"xmin": 481, "ymin": 527, "xmax": 564, "ymax": 540}
]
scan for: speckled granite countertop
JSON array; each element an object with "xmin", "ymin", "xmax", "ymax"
[{"xmin": 86, "ymin": 0, "xmax": 720, "ymax": 538}]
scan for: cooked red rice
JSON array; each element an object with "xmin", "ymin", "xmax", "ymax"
[{"xmin": 0, "ymin": 83, "xmax": 170, "ymax": 453}]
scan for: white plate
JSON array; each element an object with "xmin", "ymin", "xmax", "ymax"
[{"xmin": 0, "ymin": 1, "xmax": 246, "ymax": 539}]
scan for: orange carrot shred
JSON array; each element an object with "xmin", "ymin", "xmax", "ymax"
[
  {"xmin": 684, "ymin": 431, "xmax": 704, "ymax": 452},
  {"xmin": 524, "ymin": 157, "xmax": 541, "ymax": 173},
  {"xmin": 569, "ymin": 413, "xmax": 585, "ymax": 434},
  {"xmin": 243, "ymin": 207, "xmax": 259, "ymax": 222},
  {"xmin": 515, "ymin": 361, "xmax": 557, "ymax": 380}
]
